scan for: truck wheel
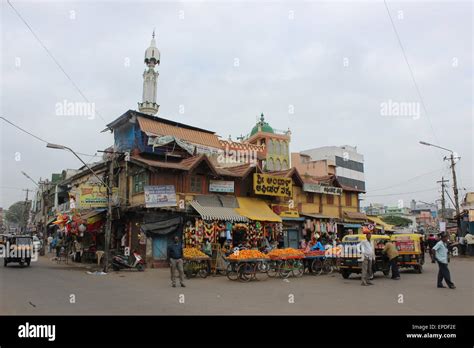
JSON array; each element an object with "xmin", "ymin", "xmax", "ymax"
[{"xmin": 341, "ymin": 270, "xmax": 350, "ymax": 279}]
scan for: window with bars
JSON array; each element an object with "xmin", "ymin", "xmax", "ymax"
[
  {"xmin": 327, "ymin": 194, "xmax": 334, "ymax": 205},
  {"xmin": 345, "ymin": 192, "xmax": 352, "ymax": 207},
  {"xmin": 190, "ymin": 176, "xmax": 203, "ymax": 193},
  {"xmin": 133, "ymin": 172, "xmax": 148, "ymax": 194}
]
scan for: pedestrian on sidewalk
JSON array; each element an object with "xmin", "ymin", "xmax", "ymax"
[
  {"xmin": 47, "ymin": 235, "xmax": 53, "ymax": 254},
  {"xmin": 383, "ymin": 240, "xmax": 400, "ymax": 280},
  {"xmin": 433, "ymin": 233, "xmax": 456, "ymax": 289},
  {"xmin": 167, "ymin": 236, "xmax": 185, "ymax": 288},
  {"xmin": 360, "ymin": 233, "xmax": 375, "ymax": 286}
]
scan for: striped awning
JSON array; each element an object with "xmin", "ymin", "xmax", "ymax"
[{"xmin": 189, "ymin": 201, "xmax": 248, "ymax": 222}]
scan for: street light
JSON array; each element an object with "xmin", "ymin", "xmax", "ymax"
[
  {"xmin": 419, "ymin": 140, "xmax": 461, "ymax": 236},
  {"xmin": 46, "ymin": 143, "xmax": 108, "ymax": 188},
  {"xmin": 21, "ymin": 171, "xmax": 39, "ymax": 187},
  {"xmin": 46, "ymin": 142, "xmax": 113, "ymax": 272}
]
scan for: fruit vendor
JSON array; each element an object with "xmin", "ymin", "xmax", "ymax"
[{"xmin": 310, "ymin": 238, "xmax": 325, "ymax": 252}]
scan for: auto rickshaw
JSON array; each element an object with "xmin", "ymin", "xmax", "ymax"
[
  {"xmin": 3, "ymin": 235, "xmax": 34, "ymax": 267},
  {"xmin": 390, "ymin": 233, "xmax": 424, "ymax": 273},
  {"xmin": 339, "ymin": 234, "xmax": 390, "ymax": 279}
]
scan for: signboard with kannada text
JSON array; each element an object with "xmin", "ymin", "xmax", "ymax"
[
  {"xmin": 144, "ymin": 185, "xmax": 177, "ymax": 208},
  {"xmin": 209, "ymin": 180, "xmax": 234, "ymax": 193},
  {"xmin": 253, "ymin": 173, "xmax": 292, "ymax": 197},
  {"xmin": 303, "ymin": 183, "xmax": 342, "ymax": 195}
]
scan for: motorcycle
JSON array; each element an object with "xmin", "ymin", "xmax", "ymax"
[{"xmin": 112, "ymin": 251, "xmax": 145, "ymax": 271}]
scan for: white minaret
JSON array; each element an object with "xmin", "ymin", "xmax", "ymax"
[{"xmin": 138, "ymin": 30, "xmax": 160, "ymax": 115}]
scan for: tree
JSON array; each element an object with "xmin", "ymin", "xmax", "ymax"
[
  {"xmin": 5, "ymin": 200, "xmax": 31, "ymax": 226},
  {"xmin": 381, "ymin": 215, "xmax": 412, "ymax": 227}
]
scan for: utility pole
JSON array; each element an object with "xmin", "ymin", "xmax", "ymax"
[
  {"xmin": 445, "ymin": 153, "xmax": 461, "ymax": 236},
  {"xmin": 22, "ymin": 188, "xmax": 30, "ymax": 234},
  {"xmin": 436, "ymin": 177, "xmax": 449, "ymax": 220},
  {"xmin": 103, "ymin": 154, "xmax": 114, "ymax": 273}
]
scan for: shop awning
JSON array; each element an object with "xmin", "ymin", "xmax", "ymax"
[
  {"xmin": 341, "ymin": 223, "xmax": 362, "ymax": 228},
  {"xmin": 343, "ymin": 211, "xmax": 367, "ymax": 220},
  {"xmin": 367, "ymin": 216, "xmax": 395, "ymax": 231},
  {"xmin": 80, "ymin": 209, "xmax": 106, "ymax": 224},
  {"xmin": 189, "ymin": 201, "xmax": 248, "ymax": 222},
  {"xmin": 300, "ymin": 213, "xmax": 338, "ymax": 220},
  {"xmin": 141, "ymin": 216, "xmax": 183, "ymax": 235},
  {"xmin": 235, "ymin": 197, "xmax": 282, "ymax": 222}
]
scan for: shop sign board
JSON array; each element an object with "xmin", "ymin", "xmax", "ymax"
[
  {"xmin": 76, "ymin": 185, "xmax": 119, "ymax": 208},
  {"xmin": 253, "ymin": 173, "xmax": 292, "ymax": 197},
  {"xmin": 209, "ymin": 180, "xmax": 234, "ymax": 193},
  {"xmin": 303, "ymin": 183, "xmax": 342, "ymax": 195},
  {"xmin": 144, "ymin": 185, "xmax": 177, "ymax": 208}
]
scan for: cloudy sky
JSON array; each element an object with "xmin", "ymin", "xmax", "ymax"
[{"xmin": 1, "ymin": 0, "xmax": 472, "ymax": 210}]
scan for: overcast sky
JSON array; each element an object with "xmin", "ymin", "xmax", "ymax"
[{"xmin": 1, "ymin": 0, "xmax": 472, "ymax": 210}]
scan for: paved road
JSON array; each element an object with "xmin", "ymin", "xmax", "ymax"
[{"xmin": 1, "ymin": 255, "xmax": 473, "ymax": 315}]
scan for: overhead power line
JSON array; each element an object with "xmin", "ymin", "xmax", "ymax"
[
  {"xmin": 365, "ymin": 187, "xmax": 438, "ymax": 198},
  {"xmin": 383, "ymin": 0, "xmax": 439, "ymax": 144},
  {"xmin": 7, "ymin": 0, "xmax": 107, "ymax": 125},
  {"xmin": 0, "ymin": 116, "xmax": 99, "ymax": 158},
  {"xmin": 369, "ymin": 166, "xmax": 446, "ymax": 192}
]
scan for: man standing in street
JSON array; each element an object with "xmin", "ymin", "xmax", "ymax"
[
  {"xmin": 167, "ymin": 236, "xmax": 185, "ymax": 288},
  {"xmin": 433, "ymin": 233, "xmax": 456, "ymax": 289},
  {"xmin": 383, "ymin": 240, "xmax": 400, "ymax": 280},
  {"xmin": 360, "ymin": 233, "xmax": 375, "ymax": 286}
]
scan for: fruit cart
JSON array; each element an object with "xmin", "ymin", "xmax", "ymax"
[
  {"xmin": 183, "ymin": 247, "xmax": 210, "ymax": 279},
  {"xmin": 267, "ymin": 248, "xmax": 305, "ymax": 278},
  {"xmin": 226, "ymin": 250, "xmax": 270, "ymax": 282},
  {"xmin": 303, "ymin": 251, "xmax": 327, "ymax": 275},
  {"xmin": 183, "ymin": 257, "xmax": 210, "ymax": 279}
]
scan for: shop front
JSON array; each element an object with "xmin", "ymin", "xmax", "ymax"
[
  {"xmin": 301, "ymin": 213, "xmax": 339, "ymax": 244},
  {"xmin": 340, "ymin": 211, "xmax": 368, "ymax": 237},
  {"xmin": 234, "ymin": 197, "xmax": 282, "ymax": 247}
]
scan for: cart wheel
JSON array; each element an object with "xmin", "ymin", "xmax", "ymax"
[
  {"xmin": 311, "ymin": 259, "xmax": 323, "ymax": 275},
  {"xmin": 279, "ymin": 260, "xmax": 292, "ymax": 278},
  {"xmin": 341, "ymin": 270, "xmax": 351, "ymax": 279},
  {"xmin": 322, "ymin": 259, "xmax": 332, "ymax": 274},
  {"xmin": 292, "ymin": 260, "xmax": 304, "ymax": 277},
  {"xmin": 226, "ymin": 263, "xmax": 238, "ymax": 281},
  {"xmin": 267, "ymin": 260, "xmax": 279, "ymax": 278},
  {"xmin": 238, "ymin": 262, "xmax": 254, "ymax": 282},
  {"xmin": 198, "ymin": 268, "xmax": 208, "ymax": 278}
]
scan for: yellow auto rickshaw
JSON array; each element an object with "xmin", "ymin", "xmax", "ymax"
[
  {"xmin": 339, "ymin": 234, "xmax": 390, "ymax": 279},
  {"xmin": 390, "ymin": 233, "xmax": 424, "ymax": 273}
]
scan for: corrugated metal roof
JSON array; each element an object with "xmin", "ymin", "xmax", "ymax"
[
  {"xmin": 137, "ymin": 116, "xmax": 222, "ymax": 149},
  {"xmin": 189, "ymin": 201, "xmax": 247, "ymax": 222}
]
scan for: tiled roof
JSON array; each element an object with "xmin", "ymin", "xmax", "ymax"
[
  {"xmin": 215, "ymin": 163, "xmax": 256, "ymax": 178},
  {"xmin": 343, "ymin": 211, "xmax": 368, "ymax": 220},
  {"xmin": 270, "ymin": 168, "xmax": 304, "ymax": 186},
  {"xmin": 137, "ymin": 116, "xmax": 222, "ymax": 149}
]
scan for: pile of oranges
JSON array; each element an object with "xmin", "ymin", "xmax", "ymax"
[
  {"xmin": 227, "ymin": 249, "xmax": 269, "ymax": 260},
  {"xmin": 268, "ymin": 248, "xmax": 305, "ymax": 259},
  {"xmin": 183, "ymin": 247, "xmax": 209, "ymax": 259}
]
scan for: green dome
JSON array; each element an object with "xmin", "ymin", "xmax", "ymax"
[{"xmin": 250, "ymin": 113, "xmax": 274, "ymax": 136}]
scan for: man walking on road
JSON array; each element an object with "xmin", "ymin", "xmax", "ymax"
[
  {"xmin": 383, "ymin": 240, "xmax": 400, "ymax": 280},
  {"xmin": 433, "ymin": 233, "xmax": 455, "ymax": 289},
  {"xmin": 167, "ymin": 236, "xmax": 186, "ymax": 288},
  {"xmin": 360, "ymin": 233, "xmax": 375, "ymax": 286}
]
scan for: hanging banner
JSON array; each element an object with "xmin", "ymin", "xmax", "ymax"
[
  {"xmin": 303, "ymin": 183, "xmax": 342, "ymax": 195},
  {"xmin": 253, "ymin": 173, "xmax": 292, "ymax": 197},
  {"xmin": 209, "ymin": 180, "xmax": 234, "ymax": 193},
  {"xmin": 144, "ymin": 185, "xmax": 177, "ymax": 208}
]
